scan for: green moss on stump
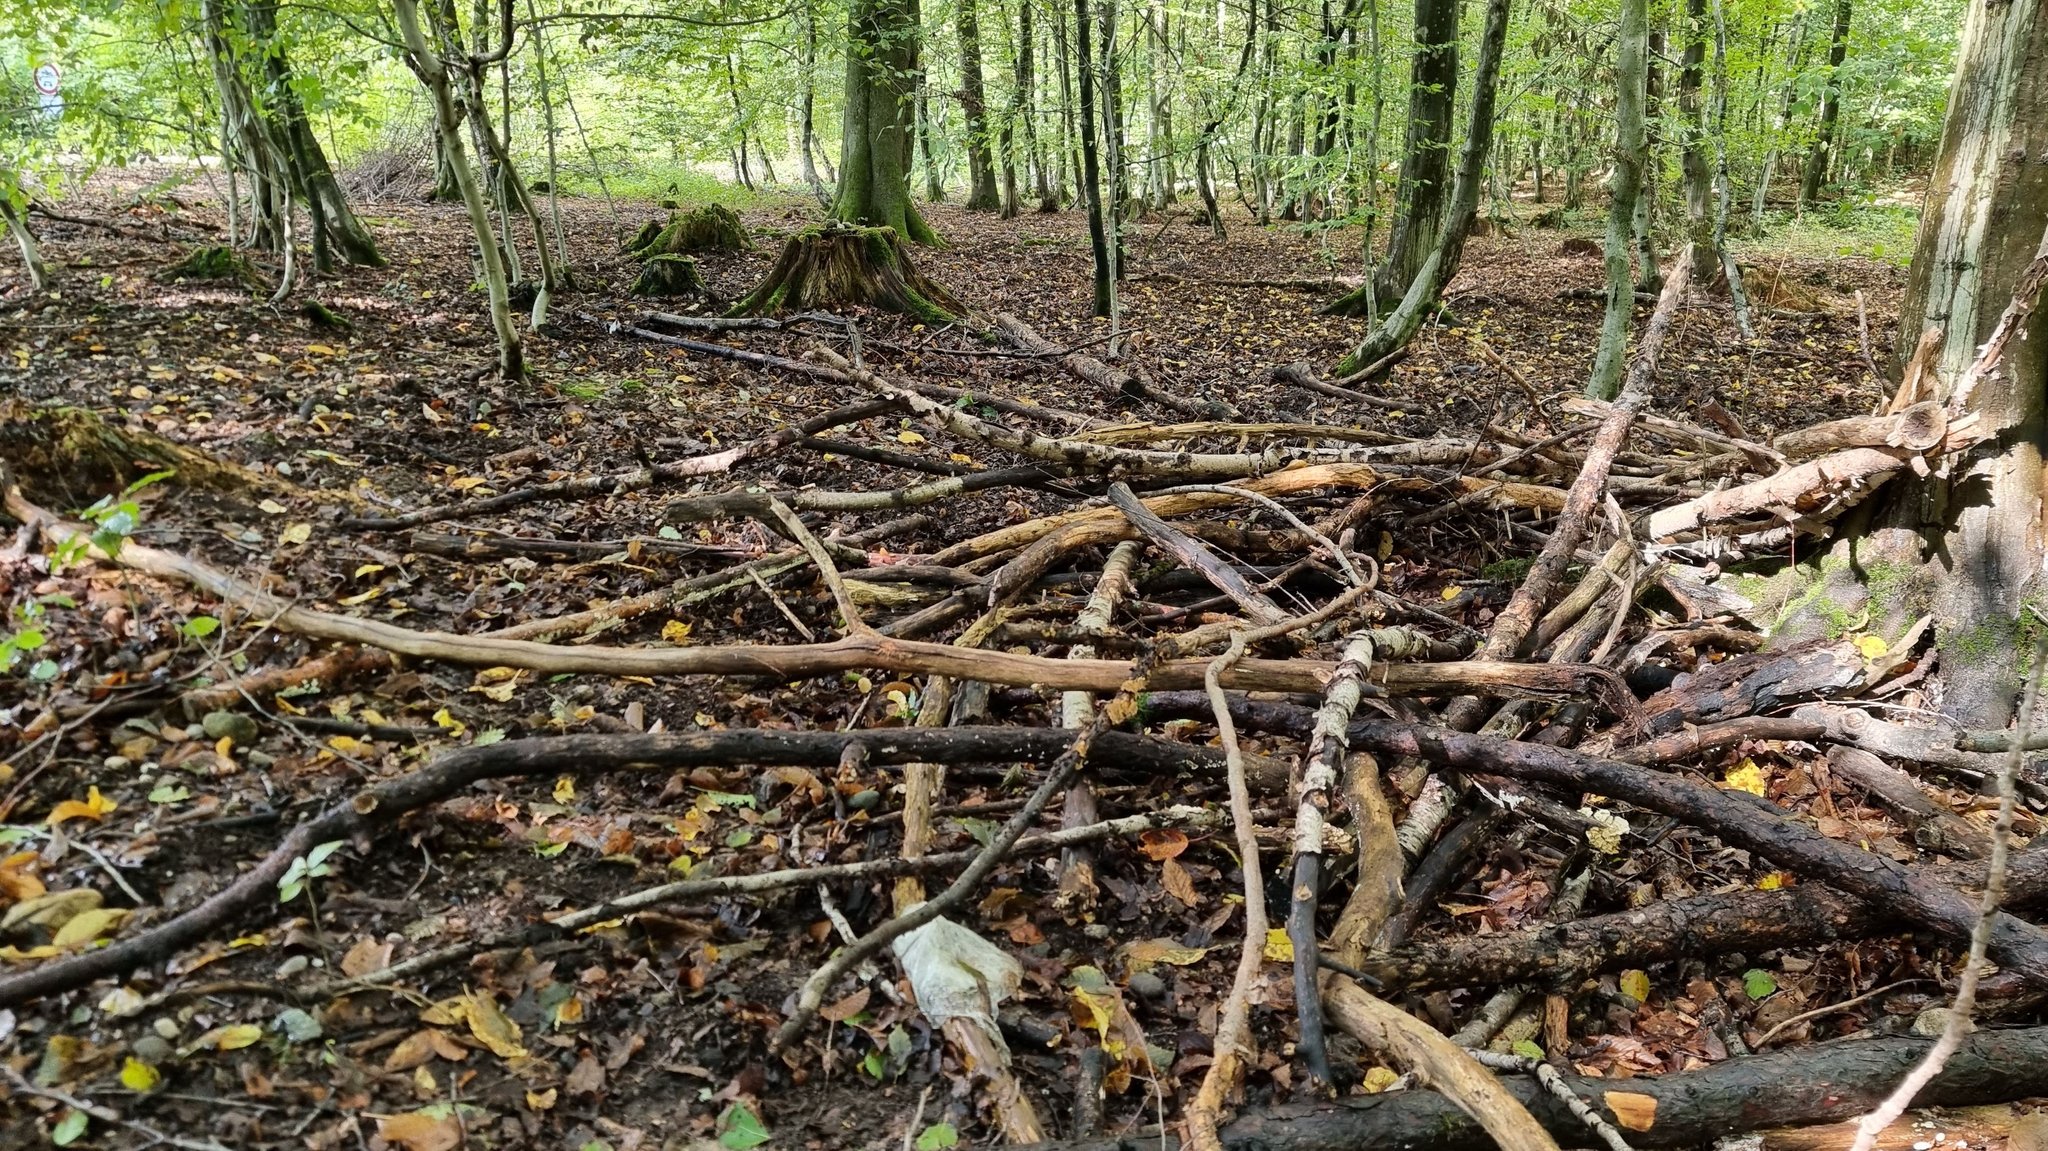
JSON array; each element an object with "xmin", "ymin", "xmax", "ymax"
[
  {"xmin": 164, "ymin": 245, "xmax": 256, "ymax": 285},
  {"xmin": 630, "ymin": 254, "xmax": 710, "ymax": 298},
  {"xmin": 630, "ymin": 203, "xmax": 752, "ymax": 257},
  {"xmin": 727, "ymin": 224, "xmax": 964, "ymax": 322}
]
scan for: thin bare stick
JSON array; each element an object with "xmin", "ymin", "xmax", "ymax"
[
  {"xmin": 1465, "ymin": 1049, "xmax": 1634, "ymax": 1151},
  {"xmin": 765, "ymin": 496, "xmax": 869, "ymax": 634},
  {"xmin": 1, "ymin": 1065, "xmax": 229, "ymax": 1151},
  {"xmin": 1848, "ymin": 632, "xmax": 2048, "ymax": 1151}
]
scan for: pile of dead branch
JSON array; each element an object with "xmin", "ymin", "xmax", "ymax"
[{"xmin": 3, "ymin": 249, "xmax": 2043, "ymax": 1151}]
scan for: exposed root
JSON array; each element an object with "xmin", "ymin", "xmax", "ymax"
[{"xmin": 728, "ymin": 223, "xmax": 965, "ymax": 321}]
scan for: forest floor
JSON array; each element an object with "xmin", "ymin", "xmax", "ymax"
[{"xmin": 2, "ymin": 172, "xmax": 2027, "ymax": 1151}]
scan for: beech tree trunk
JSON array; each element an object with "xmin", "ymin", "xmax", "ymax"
[
  {"xmin": 1799, "ymin": 0, "xmax": 1853, "ymax": 210},
  {"xmin": 1373, "ymin": 0, "xmax": 1458, "ymax": 302},
  {"xmin": 1585, "ymin": 0, "xmax": 1649, "ymax": 400},
  {"xmin": 958, "ymin": 0, "xmax": 1002, "ymax": 210},
  {"xmin": 837, "ymin": 0, "xmax": 941, "ymax": 244},
  {"xmin": 1076, "ymin": 0, "xmax": 1112, "ymax": 317},
  {"xmin": 1678, "ymin": 0, "xmax": 1715, "ymax": 279},
  {"xmin": 1326, "ymin": 0, "xmax": 1510, "ymax": 373},
  {"xmin": 1849, "ymin": 0, "xmax": 2048, "ymax": 728}
]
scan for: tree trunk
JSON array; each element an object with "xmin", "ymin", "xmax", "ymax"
[
  {"xmin": 1147, "ymin": 0, "xmax": 1175, "ymax": 208},
  {"xmin": 1799, "ymin": 0, "xmax": 1852, "ymax": 210},
  {"xmin": 1585, "ymin": 0, "xmax": 1648, "ymax": 400},
  {"xmin": 1849, "ymin": 0, "xmax": 2048, "ymax": 729},
  {"xmin": 1076, "ymin": 0, "xmax": 1112, "ymax": 317},
  {"xmin": 1028, "ymin": 0, "xmax": 1057, "ymax": 210},
  {"xmin": 1709, "ymin": 0, "xmax": 1754, "ymax": 337},
  {"xmin": 836, "ymin": 0, "xmax": 942, "ymax": 244},
  {"xmin": 958, "ymin": 0, "xmax": 1002, "ymax": 210},
  {"xmin": 1327, "ymin": 0, "xmax": 1510, "ymax": 371},
  {"xmin": 1, "ymin": 189, "xmax": 49, "ymax": 290},
  {"xmin": 999, "ymin": 0, "xmax": 1022, "ymax": 217},
  {"xmin": 1635, "ymin": 21, "xmax": 1664, "ymax": 293},
  {"xmin": 1373, "ymin": 0, "xmax": 1458, "ymax": 301},
  {"xmin": 1677, "ymin": 0, "xmax": 1715, "ymax": 280},
  {"xmin": 393, "ymin": 0, "xmax": 522, "ymax": 381}
]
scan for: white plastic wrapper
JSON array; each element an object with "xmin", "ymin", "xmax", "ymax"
[{"xmin": 891, "ymin": 911, "xmax": 1023, "ymax": 1030}]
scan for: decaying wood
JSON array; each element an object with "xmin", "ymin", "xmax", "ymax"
[
  {"xmin": 1019, "ymin": 1024, "xmax": 2048, "ymax": 1151},
  {"xmin": 997, "ymin": 311, "xmax": 1236, "ymax": 419},
  {"xmin": 1348, "ymin": 722, "xmax": 2048, "ymax": 988}
]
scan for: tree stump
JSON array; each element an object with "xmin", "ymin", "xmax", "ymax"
[
  {"xmin": 164, "ymin": 245, "xmax": 257, "ymax": 286},
  {"xmin": 629, "ymin": 203, "xmax": 752, "ymax": 257},
  {"xmin": 728, "ymin": 224, "xmax": 964, "ymax": 321},
  {"xmin": 630, "ymin": 254, "xmax": 710, "ymax": 298}
]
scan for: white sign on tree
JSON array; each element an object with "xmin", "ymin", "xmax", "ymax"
[{"xmin": 33, "ymin": 62, "xmax": 62, "ymax": 119}]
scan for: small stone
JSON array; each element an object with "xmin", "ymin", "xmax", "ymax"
[
  {"xmin": 1911, "ymin": 1006, "xmax": 1955, "ymax": 1036},
  {"xmin": 275, "ymin": 954, "xmax": 310, "ymax": 978},
  {"xmin": 150, "ymin": 1017, "xmax": 180, "ymax": 1040},
  {"xmin": 1128, "ymin": 972, "xmax": 1168, "ymax": 1002},
  {"xmin": 102, "ymin": 756, "xmax": 132, "ymax": 771},
  {"xmin": 272, "ymin": 1008, "xmax": 323, "ymax": 1043},
  {"xmin": 183, "ymin": 723, "xmax": 206, "ymax": 740},
  {"xmin": 244, "ymin": 749, "xmax": 276, "ymax": 769},
  {"xmin": 201, "ymin": 711, "xmax": 260, "ymax": 745},
  {"xmin": 131, "ymin": 1035, "xmax": 173, "ymax": 1064},
  {"xmin": 846, "ymin": 789, "xmax": 881, "ymax": 812}
]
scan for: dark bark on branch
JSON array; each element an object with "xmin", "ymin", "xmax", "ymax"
[
  {"xmin": 1347, "ymin": 721, "xmax": 2048, "ymax": 987},
  {"xmin": 1022, "ymin": 1024, "xmax": 2048, "ymax": 1151}
]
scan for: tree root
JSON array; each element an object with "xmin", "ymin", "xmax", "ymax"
[{"xmin": 729, "ymin": 224, "xmax": 965, "ymax": 321}]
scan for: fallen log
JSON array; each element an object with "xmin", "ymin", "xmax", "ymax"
[
  {"xmin": 1017, "ymin": 1024, "xmax": 2048, "ymax": 1151},
  {"xmin": 1364, "ymin": 845, "xmax": 2048, "ymax": 993},
  {"xmin": 1347, "ymin": 722, "xmax": 2048, "ymax": 988},
  {"xmin": 996, "ymin": 312, "xmax": 1237, "ymax": 419}
]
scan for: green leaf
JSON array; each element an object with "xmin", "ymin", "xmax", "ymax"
[
  {"xmin": 51, "ymin": 1110, "xmax": 88, "ymax": 1145},
  {"xmin": 122, "ymin": 469, "xmax": 176, "ymax": 497},
  {"xmin": 147, "ymin": 784, "xmax": 190, "ymax": 804},
  {"xmin": 29, "ymin": 659, "xmax": 59, "ymax": 682},
  {"xmin": 861, "ymin": 1049, "xmax": 885, "ymax": 1079},
  {"xmin": 181, "ymin": 616, "xmax": 221, "ymax": 639},
  {"xmin": 915, "ymin": 1123, "xmax": 960, "ymax": 1150},
  {"xmin": 717, "ymin": 1103, "xmax": 770, "ymax": 1150},
  {"xmin": 474, "ymin": 728, "xmax": 506, "ymax": 746},
  {"xmin": 1510, "ymin": 1039, "xmax": 1545, "ymax": 1061},
  {"xmin": 1743, "ymin": 969, "xmax": 1779, "ymax": 1000},
  {"xmin": 304, "ymin": 840, "xmax": 345, "ymax": 872},
  {"xmin": 12, "ymin": 629, "xmax": 44, "ymax": 651}
]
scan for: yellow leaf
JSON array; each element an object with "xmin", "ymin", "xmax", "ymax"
[
  {"xmin": 449, "ymin": 475, "xmax": 487, "ymax": 491},
  {"xmin": 280, "ymin": 522, "xmax": 312, "ymax": 546},
  {"xmin": 257, "ymin": 498, "xmax": 288, "ymax": 515},
  {"xmin": 552, "ymin": 993, "xmax": 585, "ymax": 1028},
  {"xmin": 119, "ymin": 1056, "xmax": 160, "ymax": 1091},
  {"xmin": 463, "ymin": 989, "xmax": 527, "ymax": 1058},
  {"xmin": 53, "ymin": 907, "xmax": 129, "ymax": 950},
  {"xmin": 1604, "ymin": 1090, "xmax": 1659, "ymax": 1131},
  {"xmin": 1722, "ymin": 758, "xmax": 1768, "ymax": 796},
  {"xmin": 1070, "ymin": 986, "xmax": 1116, "ymax": 1036},
  {"xmin": 1854, "ymin": 634, "xmax": 1889, "ymax": 659},
  {"xmin": 1360, "ymin": 1066, "xmax": 1400, "ymax": 1093},
  {"xmin": 1441, "ymin": 585, "xmax": 1462, "ymax": 601},
  {"xmin": 48, "ymin": 787, "xmax": 118, "ymax": 826},
  {"xmin": 304, "ymin": 343, "xmax": 340, "ymax": 356},
  {"xmin": 661, "ymin": 619, "xmax": 694, "ymax": 643},
  {"xmin": 337, "ymin": 586, "xmax": 383, "ymax": 606},
  {"xmin": 327, "ymin": 734, "xmax": 370, "ymax": 756},
  {"xmin": 470, "ymin": 668, "xmax": 522, "ymax": 702},
  {"xmin": 213, "ymin": 1024, "xmax": 263, "ymax": 1051},
  {"xmin": 431, "ymin": 708, "xmax": 465, "ymax": 736},
  {"xmin": 1123, "ymin": 938, "xmax": 1210, "ymax": 970},
  {"xmin": 897, "ymin": 429, "xmax": 926, "ymax": 444},
  {"xmin": 1619, "ymin": 969, "xmax": 1651, "ymax": 1004},
  {"xmin": 1758, "ymin": 872, "xmax": 1789, "ymax": 891},
  {"xmin": 553, "ymin": 777, "xmax": 577, "ymax": 803},
  {"xmin": 353, "ymin": 563, "xmax": 385, "ymax": 578},
  {"xmin": 526, "ymin": 1088, "xmax": 557, "ymax": 1111},
  {"xmin": 1262, "ymin": 928, "xmax": 1294, "ymax": 963}
]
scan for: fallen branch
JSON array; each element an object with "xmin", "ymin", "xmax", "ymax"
[
  {"xmin": 996, "ymin": 312, "xmax": 1237, "ymax": 419},
  {"xmin": 1016, "ymin": 1023, "xmax": 2048, "ymax": 1151},
  {"xmin": 0, "ymin": 726, "xmax": 1249, "ymax": 1008},
  {"xmin": 1347, "ymin": 721, "xmax": 2048, "ymax": 988}
]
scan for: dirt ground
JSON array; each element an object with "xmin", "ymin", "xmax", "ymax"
[{"xmin": 0, "ymin": 172, "xmax": 1963, "ymax": 1151}]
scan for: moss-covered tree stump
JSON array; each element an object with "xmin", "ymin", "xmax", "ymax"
[
  {"xmin": 727, "ymin": 224, "xmax": 964, "ymax": 321},
  {"xmin": 630, "ymin": 254, "xmax": 711, "ymax": 298},
  {"xmin": 629, "ymin": 203, "xmax": 752, "ymax": 257},
  {"xmin": 164, "ymin": 245, "xmax": 258, "ymax": 286}
]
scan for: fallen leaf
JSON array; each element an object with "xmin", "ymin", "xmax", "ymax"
[
  {"xmin": 464, "ymin": 989, "xmax": 527, "ymax": 1058},
  {"xmin": 52, "ymin": 907, "xmax": 128, "ymax": 951},
  {"xmin": 341, "ymin": 937, "xmax": 394, "ymax": 978},
  {"xmin": 119, "ymin": 1056, "xmax": 160, "ymax": 1091},
  {"xmin": 279, "ymin": 522, "xmax": 312, "ymax": 546},
  {"xmin": 376, "ymin": 1111, "xmax": 462, "ymax": 1151},
  {"xmin": 525, "ymin": 1088, "xmax": 557, "ymax": 1111},
  {"xmin": 820, "ymin": 987, "xmax": 871, "ymax": 1023},
  {"xmin": 1262, "ymin": 928, "xmax": 1294, "ymax": 963},
  {"xmin": 1619, "ymin": 969, "xmax": 1651, "ymax": 1004},
  {"xmin": 1123, "ymin": 938, "xmax": 1210, "ymax": 971},
  {"xmin": 1159, "ymin": 858, "xmax": 1199, "ymax": 907},
  {"xmin": 1721, "ymin": 758, "xmax": 1768, "ymax": 796},
  {"xmin": 48, "ymin": 786, "xmax": 117, "ymax": 826},
  {"xmin": 1136, "ymin": 828, "xmax": 1189, "ymax": 861}
]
